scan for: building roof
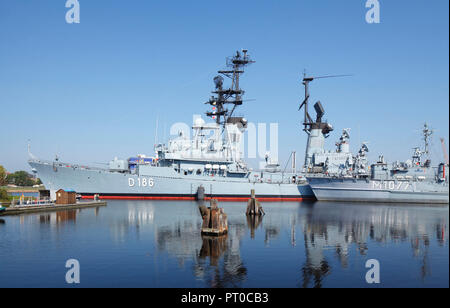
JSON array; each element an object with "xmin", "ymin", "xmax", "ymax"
[{"xmin": 56, "ymin": 189, "xmax": 76, "ymax": 193}]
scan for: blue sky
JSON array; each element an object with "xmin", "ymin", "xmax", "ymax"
[{"xmin": 0, "ymin": 0, "xmax": 448, "ymax": 172}]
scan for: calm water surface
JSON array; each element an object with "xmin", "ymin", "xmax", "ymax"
[{"xmin": 0, "ymin": 200, "xmax": 448, "ymax": 288}]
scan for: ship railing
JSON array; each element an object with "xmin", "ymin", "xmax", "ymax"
[
  {"xmin": 13, "ymin": 199, "xmax": 55, "ymax": 208},
  {"xmin": 30, "ymin": 158, "xmax": 108, "ymax": 172}
]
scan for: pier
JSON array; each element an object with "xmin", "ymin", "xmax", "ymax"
[{"xmin": 0, "ymin": 201, "xmax": 107, "ymax": 216}]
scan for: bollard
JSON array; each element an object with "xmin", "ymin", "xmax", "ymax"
[
  {"xmin": 246, "ymin": 189, "xmax": 265, "ymax": 216},
  {"xmin": 196, "ymin": 185, "xmax": 205, "ymax": 201},
  {"xmin": 200, "ymin": 199, "xmax": 228, "ymax": 236}
]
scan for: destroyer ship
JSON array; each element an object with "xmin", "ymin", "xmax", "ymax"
[
  {"xmin": 305, "ymin": 122, "xmax": 449, "ymax": 204},
  {"xmin": 29, "ymin": 50, "xmax": 316, "ymax": 201}
]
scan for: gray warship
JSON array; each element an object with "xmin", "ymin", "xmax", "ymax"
[
  {"xmin": 303, "ymin": 110, "xmax": 449, "ymax": 204},
  {"xmin": 295, "ymin": 74, "xmax": 448, "ymax": 204},
  {"xmin": 29, "ymin": 50, "xmax": 317, "ymax": 201}
]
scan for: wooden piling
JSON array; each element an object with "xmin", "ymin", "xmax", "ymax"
[
  {"xmin": 200, "ymin": 199, "xmax": 228, "ymax": 236},
  {"xmin": 246, "ymin": 189, "xmax": 265, "ymax": 216}
]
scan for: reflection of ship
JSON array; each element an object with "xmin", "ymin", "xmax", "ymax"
[
  {"xmin": 298, "ymin": 202, "xmax": 448, "ymax": 287},
  {"xmin": 141, "ymin": 201, "xmax": 247, "ymax": 287},
  {"xmin": 104, "ymin": 200, "xmax": 447, "ymax": 287},
  {"xmin": 29, "ymin": 50, "xmax": 314, "ymax": 202}
]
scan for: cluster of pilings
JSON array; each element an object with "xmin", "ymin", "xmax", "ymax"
[
  {"xmin": 199, "ymin": 199, "xmax": 228, "ymax": 236},
  {"xmin": 197, "ymin": 190, "xmax": 265, "ymax": 239}
]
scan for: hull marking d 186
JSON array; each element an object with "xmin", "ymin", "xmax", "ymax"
[{"xmin": 128, "ymin": 178, "xmax": 155, "ymax": 187}]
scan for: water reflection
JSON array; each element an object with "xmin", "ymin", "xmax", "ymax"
[
  {"xmin": 297, "ymin": 202, "xmax": 448, "ymax": 287},
  {"xmin": 36, "ymin": 205, "xmax": 106, "ymax": 225},
  {"xmin": 1, "ymin": 200, "xmax": 446, "ymax": 287},
  {"xmin": 39, "ymin": 210, "xmax": 77, "ymax": 225},
  {"xmin": 246, "ymin": 214, "xmax": 263, "ymax": 239},
  {"xmin": 107, "ymin": 202, "xmax": 156, "ymax": 243},
  {"xmin": 195, "ymin": 227, "xmax": 247, "ymax": 288},
  {"xmin": 146, "ymin": 201, "xmax": 447, "ymax": 287},
  {"xmin": 199, "ymin": 235, "xmax": 228, "ymax": 266},
  {"xmin": 9, "ymin": 206, "xmax": 103, "ymax": 226}
]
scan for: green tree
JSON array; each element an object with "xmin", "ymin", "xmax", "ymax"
[
  {"xmin": 6, "ymin": 171, "xmax": 34, "ymax": 187},
  {"xmin": 0, "ymin": 188, "xmax": 11, "ymax": 202},
  {"xmin": 0, "ymin": 165, "xmax": 6, "ymax": 186}
]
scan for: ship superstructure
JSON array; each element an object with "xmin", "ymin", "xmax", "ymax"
[
  {"xmin": 29, "ymin": 50, "xmax": 314, "ymax": 201},
  {"xmin": 298, "ymin": 74, "xmax": 359, "ymax": 175}
]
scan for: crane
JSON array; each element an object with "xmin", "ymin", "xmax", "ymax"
[{"xmin": 440, "ymin": 138, "xmax": 449, "ymax": 165}]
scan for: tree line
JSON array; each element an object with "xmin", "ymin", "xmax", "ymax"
[{"xmin": 0, "ymin": 165, "xmax": 42, "ymax": 187}]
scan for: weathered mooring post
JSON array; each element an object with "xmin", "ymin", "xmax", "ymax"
[
  {"xmin": 246, "ymin": 189, "xmax": 265, "ymax": 216},
  {"xmin": 196, "ymin": 185, "xmax": 205, "ymax": 201},
  {"xmin": 199, "ymin": 199, "xmax": 228, "ymax": 236}
]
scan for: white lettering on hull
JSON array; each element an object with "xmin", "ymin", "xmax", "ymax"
[
  {"xmin": 128, "ymin": 178, "xmax": 154, "ymax": 187},
  {"xmin": 371, "ymin": 181, "xmax": 412, "ymax": 191}
]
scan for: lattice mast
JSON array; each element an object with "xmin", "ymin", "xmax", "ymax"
[{"xmin": 205, "ymin": 50, "xmax": 255, "ymax": 127}]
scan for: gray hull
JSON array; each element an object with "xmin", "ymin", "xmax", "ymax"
[
  {"xmin": 307, "ymin": 177, "xmax": 449, "ymax": 204},
  {"xmin": 30, "ymin": 160, "xmax": 315, "ymax": 201}
]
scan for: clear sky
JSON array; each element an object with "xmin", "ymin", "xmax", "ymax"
[{"xmin": 0, "ymin": 0, "xmax": 448, "ymax": 172}]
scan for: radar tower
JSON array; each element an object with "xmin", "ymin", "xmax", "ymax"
[
  {"xmin": 422, "ymin": 123, "xmax": 433, "ymax": 156},
  {"xmin": 205, "ymin": 50, "xmax": 255, "ymax": 127},
  {"xmin": 298, "ymin": 74, "xmax": 351, "ymax": 135}
]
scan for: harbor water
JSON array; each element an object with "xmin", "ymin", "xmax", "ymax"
[{"xmin": 0, "ymin": 200, "xmax": 448, "ymax": 288}]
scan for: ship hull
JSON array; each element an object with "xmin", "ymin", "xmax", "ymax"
[
  {"xmin": 30, "ymin": 161, "xmax": 315, "ymax": 202},
  {"xmin": 307, "ymin": 177, "xmax": 449, "ymax": 204}
]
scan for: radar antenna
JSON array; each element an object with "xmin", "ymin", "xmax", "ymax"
[
  {"xmin": 421, "ymin": 123, "xmax": 433, "ymax": 156},
  {"xmin": 298, "ymin": 73, "xmax": 352, "ymax": 135},
  {"xmin": 205, "ymin": 50, "xmax": 255, "ymax": 127},
  {"xmin": 27, "ymin": 139, "xmax": 38, "ymax": 160}
]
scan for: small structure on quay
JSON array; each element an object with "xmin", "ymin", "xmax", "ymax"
[
  {"xmin": 55, "ymin": 189, "xmax": 76, "ymax": 205},
  {"xmin": 199, "ymin": 199, "xmax": 228, "ymax": 236},
  {"xmin": 246, "ymin": 189, "xmax": 265, "ymax": 216}
]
